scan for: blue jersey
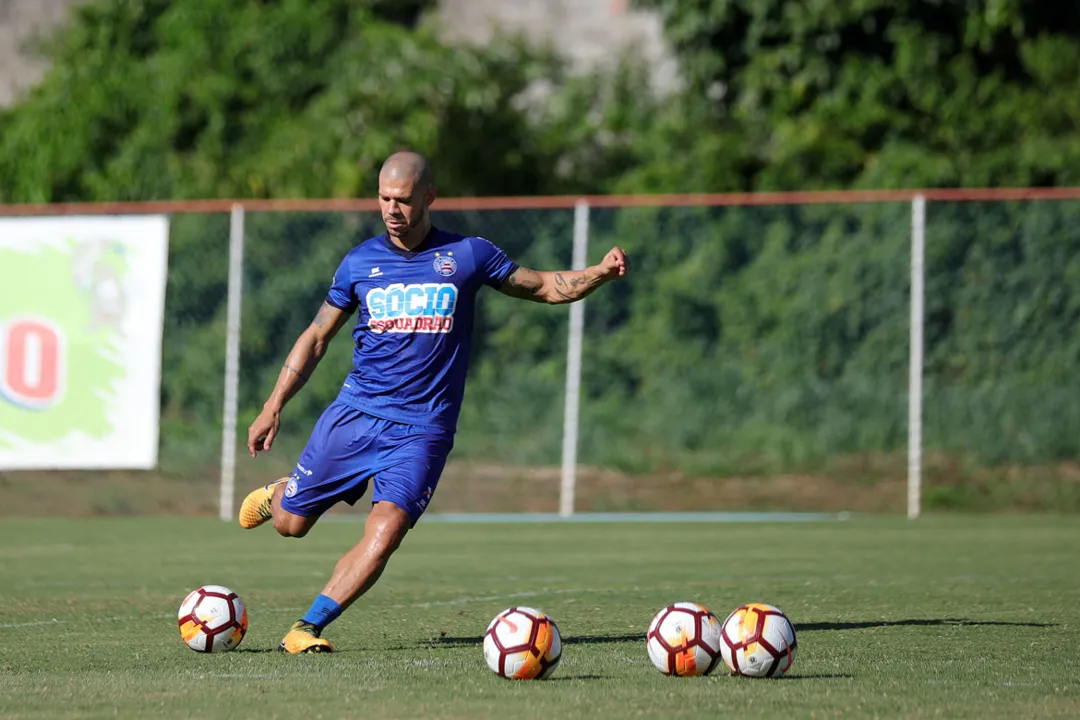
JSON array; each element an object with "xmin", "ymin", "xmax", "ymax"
[{"xmin": 324, "ymin": 228, "xmax": 517, "ymax": 432}]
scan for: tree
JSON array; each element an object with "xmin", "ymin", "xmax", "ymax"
[
  {"xmin": 3, "ymin": 0, "xmax": 1078, "ymax": 499},
  {"xmin": 629, "ymin": 0, "xmax": 1080, "ymax": 190},
  {"xmin": 0, "ymin": 0, "xmax": 584, "ymax": 203}
]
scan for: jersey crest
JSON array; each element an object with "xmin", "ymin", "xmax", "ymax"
[{"xmin": 432, "ymin": 252, "xmax": 457, "ymax": 277}]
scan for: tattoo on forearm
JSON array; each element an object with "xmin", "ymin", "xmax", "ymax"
[
  {"xmin": 284, "ymin": 364, "xmax": 309, "ymax": 380},
  {"xmin": 504, "ymin": 268, "xmax": 599, "ymax": 303},
  {"xmin": 552, "ymin": 273, "xmax": 573, "ymax": 300},
  {"xmin": 312, "ymin": 304, "xmax": 333, "ymax": 328},
  {"xmin": 505, "ymin": 270, "xmax": 543, "ymax": 300}
]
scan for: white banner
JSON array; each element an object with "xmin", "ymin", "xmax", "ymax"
[{"xmin": 0, "ymin": 216, "xmax": 169, "ymax": 469}]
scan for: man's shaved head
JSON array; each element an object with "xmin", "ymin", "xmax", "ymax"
[{"xmin": 379, "ymin": 151, "xmax": 432, "ymax": 190}]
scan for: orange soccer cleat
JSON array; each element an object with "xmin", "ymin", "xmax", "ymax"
[
  {"xmin": 238, "ymin": 478, "xmax": 287, "ymax": 529},
  {"xmin": 278, "ymin": 621, "xmax": 334, "ymax": 654}
]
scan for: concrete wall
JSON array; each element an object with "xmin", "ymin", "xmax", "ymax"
[
  {"xmin": 434, "ymin": 0, "xmax": 675, "ymax": 90},
  {"xmin": 0, "ymin": 0, "xmax": 90, "ymax": 106}
]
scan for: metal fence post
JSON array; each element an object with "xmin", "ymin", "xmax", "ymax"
[
  {"xmin": 219, "ymin": 204, "xmax": 246, "ymax": 522},
  {"xmin": 559, "ymin": 200, "xmax": 590, "ymax": 517},
  {"xmin": 908, "ymin": 195, "xmax": 926, "ymax": 519}
]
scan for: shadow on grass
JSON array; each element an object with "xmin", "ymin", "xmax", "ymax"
[
  {"xmin": 422, "ymin": 632, "xmax": 643, "ymax": 649},
  {"xmin": 798, "ymin": 618, "xmax": 1053, "ymax": 631},
  {"xmin": 548, "ymin": 674, "xmax": 611, "ymax": 681},
  {"xmin": 779, "ymin": 673, "xmax": 855, "ymax": 680},
  {"xmin": 564, "ymin": 633, "xmax": 643, "ymax": 645}
]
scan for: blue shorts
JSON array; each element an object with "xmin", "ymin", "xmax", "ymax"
[{"xmin": 280, "ymin": 401, "xmax": 453, "ymax": 525}]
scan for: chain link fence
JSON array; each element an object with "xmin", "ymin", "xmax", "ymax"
[
  {"xmin": 920, "ymin": 200, "xmax": 1080, "ymax": 510},
  {"xmin": 3, "ymin": 193, "xmax": 1079, "ymax": 516}
]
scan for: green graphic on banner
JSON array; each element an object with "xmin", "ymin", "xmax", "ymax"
[{"xmin": 0, "ymin": 241, "xmax": 128, "ymax": 446}]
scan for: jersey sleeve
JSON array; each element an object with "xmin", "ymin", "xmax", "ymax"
[
  {"xmin": 470, "ymin": 237, "xmax": 518, "ymax": 289},
  {"xmin": 325, "ymin": 253, "xmax": 358, "ymax": 312}
]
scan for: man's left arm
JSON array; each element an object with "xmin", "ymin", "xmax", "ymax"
[{"xmin": 498, "ymin": 246, "xmax": 630, "ymax": 304}]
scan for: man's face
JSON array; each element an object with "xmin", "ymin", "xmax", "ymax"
[{"xmin": 378, "ymin": 175, "xmax": 434, "ymax": 237}]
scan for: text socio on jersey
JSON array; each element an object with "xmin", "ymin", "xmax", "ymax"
[{"xmin": 365, "ymin": 283, "xmax": 458, "ymax": 334}]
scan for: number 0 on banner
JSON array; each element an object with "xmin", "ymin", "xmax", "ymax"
[{"xmin": 0, "ymin": 317, "xmax": 65, "ymax": 410}]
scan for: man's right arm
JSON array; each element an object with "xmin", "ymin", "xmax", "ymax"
[
  {"xmin": 247, "ymin": 301, "xmax": 352, "ymax": 456},
  {"xmin": 264, "ymin": 302, "xmax": 352, "ymax": 412}
]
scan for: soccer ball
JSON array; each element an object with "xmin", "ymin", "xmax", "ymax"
[
  {"xmin": 719, "ymin": 603, "xmax": 797, "ymax": 677},
  {"xmin": 177, "ymin": 584, "xmax": 248, "ymax": 653},
  {"xmin": 483, "ymin": 606, "xmax": 562, "ymax": 680},
  {"xmin": 646, "ymin": 602, "xmax": 723, "ymax": 676}
]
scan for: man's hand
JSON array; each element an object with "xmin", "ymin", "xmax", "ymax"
[
  {"xmin": 247, "ymin": 406, "xmax": 281, "ymax": 458},
  {"xmin": 596, "ymin": 246, "xmax": 630, "ymax": 280}
]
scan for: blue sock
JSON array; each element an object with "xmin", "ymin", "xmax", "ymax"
[{"xmin": 301, "ymin": 594, "xmax": 343, "ymax": 632}]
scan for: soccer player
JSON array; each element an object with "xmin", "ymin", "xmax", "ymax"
[{"xmin": 238, "ymin": 151, "xmax": 630, "ymax": 653}]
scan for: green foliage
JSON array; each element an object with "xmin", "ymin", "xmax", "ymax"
[
  {"xmin": 572, "ymin": 200, "xmax": 1080, "ymax": 474},
  {"xmin": 1, "ymin": 0, "xmax": 1079, "ymax": 498},
  {"xmin": 219, "ymin": 200, "xmax": 1080, "ymax": 482},
  {"xmin": 575, "ymin": 203, "xmax": 911, "ymax": 473},
  {"xmin": 629, "ymin": 0, "xmax": 1080, "ymax": 191},
  {"xmin": 0, "ymin": 0, "xmax": 582, "ymax": 203}
]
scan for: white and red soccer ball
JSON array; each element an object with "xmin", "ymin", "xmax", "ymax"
[
  {"xmin": 177, "ymin": 584, "xmax": 248, "ymax": 653},
  {"xmin": 483, "ymin": 606, "xmax": 562, "ymax": 680},
  {"xmin": 646, "ymin": 602, "xmax": 724, "ymax": 676},
  {"xmin": 719, "ymin": 602, "xmax": 798, "ymax": 677}
]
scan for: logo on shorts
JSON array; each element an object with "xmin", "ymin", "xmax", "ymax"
[
  {"xmin": 432, "ymin": 252, "xmax": 457, "ymax": 277},
  {"xmin": 417, "ymin": 486, "xmax": 433, "ymax": 510},
  {"xmin": 285, "ymin": 478, "xmax": 298, "ymax": 498}
]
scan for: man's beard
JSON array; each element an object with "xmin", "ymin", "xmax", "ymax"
[{"xmin": 388, "ymin": 208, "xmax": 425, "ymax": 236}]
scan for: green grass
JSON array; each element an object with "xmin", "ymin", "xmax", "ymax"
[{"xmin": 0, "ymin": 516, "xmax": 1078, "ymax": 719}]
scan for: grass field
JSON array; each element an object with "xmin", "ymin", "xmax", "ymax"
[{"xmin": 0, "ymin": 515, "xmax": 1077, "ymax": 719}]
